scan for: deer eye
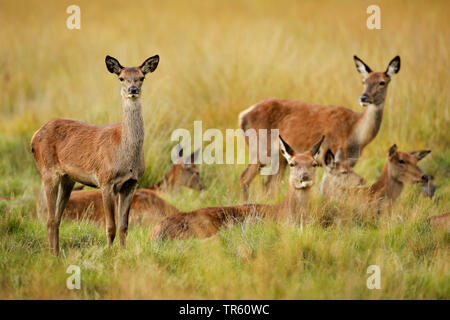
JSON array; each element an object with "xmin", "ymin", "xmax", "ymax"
[
  {"xmin": 399, "ymin": 159, "xmax": 405, "ymax": 164},
  {"xmin": 289, "ymin": 163, "xmax": 294, "ymax": 167},
  {"xmin": 312, "ymin": 162, "xmax": 319, "ymax": 167},
  {"xmin": 379, "ymin": 81, "xmax": 385, "ymax": 86},
  {"xmin": 139, "ymin": 77, "xmax": 145, "ymax": 81},
  {"xmin": 119, "ymin": 77, "xmax": 124, "ymax": 81}
]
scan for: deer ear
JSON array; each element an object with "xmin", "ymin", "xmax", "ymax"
[
  {"xmin": 409, "ymin": 150, "xmax": 431, "ymax": 162},
  {"xmin": 189, "ymin": 149, "xmax": 201, "ymax": 164},
  {"xmin": 335, "ymin": 148, "xmax": 345, "ymax": 164},
  {"xmin": 309, "ymin": 135, "xmax": 325, "ymax": 159},
  {"xmin": 174, "ymin": 143, "xmax": 183, "ymax": 159},
  {"xmin": 140, "ymin": 55, "xmax": 159, "ymax": 74},
  {"xmin": 105, "ymin": 55, "xmax": 123, "ymax": 75},
  {"xmin": 388, "ymin": 144, "xmax": 398, "ymax": 158},
  {"xmin": 279, "ymin": 135, "xmax": 294, "ymax": 161},
  {"xmin": 385, "ymin": 56, "xmax": 400, "ymax": 77},
  {"xmin": 324, "ymin": 149, "xmax": 335, "ymax": 168},
  {"xmin": 353, "ymin": 55, "xmax": 372, "ymax": 79}
]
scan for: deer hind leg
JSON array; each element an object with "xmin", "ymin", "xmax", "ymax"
[
  {"xmin": 102, "ymin": 186, "xmax": 117, "ymax": 247},
  {"xmin": 264, "ymin": 153, "xmax": 287, "ymax": 195},
  {"xmin": 117, "ymin": 179, "xmax": 137, "ymax": 248},
  {"xmin": 53, "ymin": 176, "xmax": 75, "ymax": 254},
  {"xmin": 240, "ymin": 163, "xmax": 261, "ymax": 202}
]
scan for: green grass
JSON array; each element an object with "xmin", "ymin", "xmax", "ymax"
[{"xmin": 0, "ymin": 0, "xmax": 449, "ymax": 299}]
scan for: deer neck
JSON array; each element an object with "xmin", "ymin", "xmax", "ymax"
[
  {"xmin": 354, "ymin": 103, "xmax": 384, "ymax": 148},
  {"xmin": 279, "ymin": 187, "xmax": 310, "ymax": 221},
  {"xmin": 369, "ymin": 162, "xmax": 404, "ymax": 204},
  {"xmin": 120, "ymin": 97, "xmax": 145, "ymax": 173},
  {"xmin": 152, "ymin": 168, "xmax": 177, "ymax": 193}
]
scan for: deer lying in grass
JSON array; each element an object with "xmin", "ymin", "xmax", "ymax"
[
  {"xmin": 428, "ymin": 213, "xmax": 449, "ymax": 231},
  {"xmin": 239, "ymin": 55, "xmax": 401, "ymax": 200},
  {"xmin": 36, "ymin": 148, "xmax": 204, "ymax": 225},
  {"xmin": 31, "ymin": 55, "xmax": 159, "ymax": 254},
  {"xmin": 321, "ymin": 144, "xmax": 432, "ymax": 210},
  {"xmin": 150, "ymin": 136, "xmax": 325, "ymax": 240}
]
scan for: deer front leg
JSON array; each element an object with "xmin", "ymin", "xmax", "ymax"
[
  {"xmin": 43, "ymin": 177, "xmax": 60, "ymax": 255},
  {"xmin": 117, "ymin": 179, "xmax": 137, "ymax": 248},
  {"xmin": 102, "ymin": 186, "xmax": 117, "ymax": 247}
]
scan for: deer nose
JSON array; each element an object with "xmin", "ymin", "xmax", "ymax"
[
  {"xmin": 359, "ymin": 94, "xmax": 369, "ymax": 103},
  {"xmin": 300, "ymin": 173, "xmax": 310, "ymax": 181},
  {"xmin": 129, "ymin": 87, "xmax": 139, "ymax": 94}
]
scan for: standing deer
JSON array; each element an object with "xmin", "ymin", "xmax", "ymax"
[
  {"xmin": 321, "ymin": 144, "xmax": 432, "ymax": 210},
  {"xmin": 31, "ymin": 55, "xmax": 159, "ymax": 254},
  {"xmin": 150, "ymin": 136, "xmax": 325, "ymax": 240},
  {"xmin": 36, "ymin": 148, "xmax": 204, "ymax": 225},
  {"xmin": 239, "ymin": 55, "xmax": 400, "ymax": 200}
]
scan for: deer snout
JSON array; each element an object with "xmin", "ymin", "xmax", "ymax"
[
  {"xmin": 359, "ymin": 94, "xmax": 370, "ymax": 105},
  {"xmin": 300, "ymin": 172, "xmax": 310, "ymax": 182},
  {"xmin": 422, "ymin": 174, "xmax": 433, "ymax": 182},
  {"xmin": 128, "ymin": 86, "xmax": 140, "ymax": 95}
]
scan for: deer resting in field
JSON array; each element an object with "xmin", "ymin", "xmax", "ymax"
[
  {"xmin": 31, "ymin": 55, "xmax": 159, "ymax": 254},
  {"xmin": 36, "ymin": 148, "xmax": 204, "ymax": 225},
  {"xmin": 150, "ymin": 135, "xmax": 325, "ymax": 240},
  {"xmin": 321, "ymin": 144, "xmax": 433, "ymax": 210},
  {"xmin": 239, "ymin": 55, "xmax": 401, "ymax": 200}
]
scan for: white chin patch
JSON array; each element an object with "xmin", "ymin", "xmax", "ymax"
[
  {"xmin": 295, "ymin": 181, "xmax": 313, "ymax": 189},
  {"xmin": 359, "ymin": 101, "xmax": 370, "ymax": 107},
  {"xmin": 128, "ymin": 94, "xmax": 139, "ymax": 99}
]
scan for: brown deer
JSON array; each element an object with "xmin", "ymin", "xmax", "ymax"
[
  {"xmin": 320, "ymin": 148, "xmax": 367, "ymax": 199},
  {"xmin": 31, "ymin": 55, "xmax": 159, "ymax": 254},
  {"xmin": 36, "ymin": 148, "xmax": 204, "ymax": 225},
  {"xmin": 150, "ymin": 135, "xmax": 325, "ymax": 240},
  {"xmin": 239, "ymin": 55, "xmax": 400, "ymax": 200},
  {"xmin": 428, "ymin": 213, "xmax": 449, "ymax": 231},
  {"xmin": 321, "ymin": 144, "xmax": 432, "ymax": 210}
]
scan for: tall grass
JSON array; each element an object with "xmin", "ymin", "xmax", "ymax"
[{"xmin": 0, "ymin": 0, "xmax": 448, "ymax": 299}]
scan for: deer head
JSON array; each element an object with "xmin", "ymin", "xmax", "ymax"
[
  {"xmin": 354, "ymin": 55, "xmax": 400, "ymax": 107},
  {"xmin": 323, "ymin": 148, "xmax": 366, "ymax": 193},
  {"xmin": 387, "ymin": 144, "xmax": 432, "ymax": 185},
  {"xmin": 172, "ymin": 146, "xmax": 205, "ymax": 191},
  {"xmin": 279, "ymin": 135, "xmax": 324, "ymax": 190},
  {"xmin": 105, "ymin": 55, "xmax": 159, "ymax": 99}
]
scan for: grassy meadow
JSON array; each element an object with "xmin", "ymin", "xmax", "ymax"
[{"xmin": 0, "ymin": 0, "xmax": 449, "ymax": 299}]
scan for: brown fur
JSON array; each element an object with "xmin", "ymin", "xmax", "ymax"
[
  {"xmin": 31, "ymin": 55, "xmax": 159, "ymax": 254},
  {"xmin": 239, "ymin": 56, "xmax": 400, "ymax": 200},
  {"xmin": 150, "ymin": 136, "xmax": 324, "ymax": 240},
  {"xmin": 428, "ymin": 213, "xmax": 450, "ymax": 231},
  {"xmin": 322, "ymin": 145, "xmax": 432, "ymax": 210},
  {"xmin": 36, "ymin": 153, "xmax": 204, "ymax": 225}
]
